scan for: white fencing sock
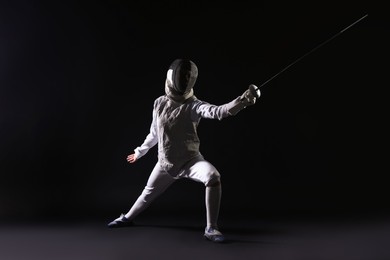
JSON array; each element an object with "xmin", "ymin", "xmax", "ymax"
[{"xmin": 205, "ymin": 184, "xmax": 221, "ymax": 229}]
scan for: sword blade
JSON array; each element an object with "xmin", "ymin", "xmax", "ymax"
[{"xmin": 259, "ymin": 14, "xmax": 368, "ymax": 88}]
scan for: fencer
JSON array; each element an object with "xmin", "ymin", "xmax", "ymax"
[{"xmin": 108, "ymin": 58, "xmax": 261, "ymax": 243}]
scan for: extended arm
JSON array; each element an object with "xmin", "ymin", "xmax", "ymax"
[{"xmin": 194, "ymin": 84, "xmax": 261, "ymax": 120}]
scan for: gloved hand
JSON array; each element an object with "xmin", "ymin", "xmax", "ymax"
[
  {"xmin": 227, "ymin": 84, "xmax": 261, "ymax": 115},
  {"xmin": 240, "ymin": 84, "xmax": 261, "ymax": 106}
]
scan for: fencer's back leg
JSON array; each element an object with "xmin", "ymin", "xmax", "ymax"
[{"xmin": 124, "ymin": 165, "xmax": 175, "ymax": 220}]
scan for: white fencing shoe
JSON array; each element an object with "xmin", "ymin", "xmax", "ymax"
[{"xmin": 204, "ymin": 227, "xmax": 225, "ymax": 243}]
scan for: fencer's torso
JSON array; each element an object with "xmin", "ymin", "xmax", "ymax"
[
  {"xmin": 134, "ymin": 94, "xmax": 239, "ymax": 175},
  {"xmin": 155, "ymin": 95, "xmax": 201, "ymax": 174}
]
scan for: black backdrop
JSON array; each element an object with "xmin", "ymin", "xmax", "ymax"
[{"xmin": 1, "ymin": 0, "xmax": 388, "ymax": 222}]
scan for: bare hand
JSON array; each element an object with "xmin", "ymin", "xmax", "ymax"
[{"xmin": 127, "ymin": 153, "xmax": 137, "ymax": 164}]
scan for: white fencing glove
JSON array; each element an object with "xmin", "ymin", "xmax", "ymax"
[{"xmin": 227, "ymin": 84, "xmax": 261, "ymax": 115}]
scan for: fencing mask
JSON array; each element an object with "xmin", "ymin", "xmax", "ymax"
[{"xmin": 165, "ymin": 59, "xmax": 198, "ymax": 103}]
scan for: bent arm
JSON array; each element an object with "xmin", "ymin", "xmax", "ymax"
[{"xmin": 133, "ymin": 109, "xmax": 158, "ymax": 160}]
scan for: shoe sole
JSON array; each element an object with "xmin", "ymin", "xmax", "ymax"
[
  {"xmin": 107, "ymin": 221, "xmax": 134, "ymax": 228},
  {"xmin": 204, "ymin": 234, "xmax": 225, "ymax": 243}
]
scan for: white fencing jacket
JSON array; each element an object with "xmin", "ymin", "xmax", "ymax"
[{"xmin": 134, "ymin": 94, "xmax": 244, "ymax": 176}]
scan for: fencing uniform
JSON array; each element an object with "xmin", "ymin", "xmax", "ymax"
[{"xmin": 108, "ymin": 59, "xmax": 260, "ymax": 243}]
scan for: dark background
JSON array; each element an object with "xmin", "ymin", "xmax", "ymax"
[{"xmin": 0, "ymin": 0, "xmax": 388, "ymax": 223}]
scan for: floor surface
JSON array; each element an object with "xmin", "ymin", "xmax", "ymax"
[{"xmin": 1, "ymin": 213, "xmax": 390, "ymax": 260}]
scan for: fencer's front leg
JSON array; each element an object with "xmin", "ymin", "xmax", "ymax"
[{"xmin": 227, "ymin": 84, "xmax": 261, "ymax": 115}]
